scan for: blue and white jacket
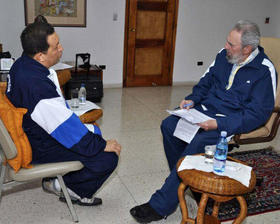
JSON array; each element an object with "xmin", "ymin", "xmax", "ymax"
[
  {"xmin": 186, "ymin": 47, "xmax": 277, "ymax": 136},
  {"xmin": 6, "ymin": 54, "xmax": 106, "ymax": 161}
]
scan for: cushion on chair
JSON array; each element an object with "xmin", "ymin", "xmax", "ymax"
[
  {"xmin": 0, "ymin": 82, "xmax": 6, "ymax": 94},
  {"xmin": 0, "ymin": 91, "xmax": 32, "ymax": 172},
  {"xmin": 260, "ymin": 37, "xmax": 280, "ymax": 106}
]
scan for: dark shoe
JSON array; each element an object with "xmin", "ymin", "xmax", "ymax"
[
  {"xmin": 130, "ymin": 203, "xmax": 163, "ymax": 223},
  {"xmin": 59, "ymin": 195, "xmax": 102, "ymax": 206}
]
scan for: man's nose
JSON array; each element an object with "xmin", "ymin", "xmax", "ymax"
[
  {"xmin": 224, "ymin": 42, "xmax": 229, "ymax": 50},
  {"xmin": 59, "ymin": 45, "xmax": 64, "ymax": 52}
]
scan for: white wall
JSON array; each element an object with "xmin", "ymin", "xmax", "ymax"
[
  {"xmin": 0, "ymin": 0, "xmax": 279, "ymax": 86},
  {"xmin": 275, "ymin": 1, "xmax": 280, "ymax": 36},
  {"xmin": 0, "ymin": 1, "xmax": 25, "ymax": 59},
  {"xmin": 0, "ymin": 0, "xmax": 125, "ymax": 87},
  {"xmin": 173, "ymin": 0, "xmax": 279, "ymax": 84},
  {"xmin": 57, "ymin": 0, "xmax": 125, "ymax": 86}
]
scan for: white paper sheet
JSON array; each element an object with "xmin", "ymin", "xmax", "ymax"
[
  {"xmin": 173, "ymin": 118, "xmax": 200, "ymax": 143},
  {"xmin": 167, "ymin": 108, "xmax": 214, "ymax": 143},
  {"xmin": 67, "ymin": 100, "xmax": 101, "ymax": 116},
  {"xmin": 50, "ymin": 62, "xmax": 73, "ymax": 70},
  {"xmin": 167, "ymin": 108, "xmax": 213, "ymax": 124}
]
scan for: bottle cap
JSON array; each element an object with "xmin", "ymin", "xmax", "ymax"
[{"xmin": 221, "ymin": 131, "xmax": 227, "ymax": 137}]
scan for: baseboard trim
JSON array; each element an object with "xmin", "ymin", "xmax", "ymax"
[
  {"xmin": 103, "ymin": 83, "xmax": 123, "ymax": 88},
  {"xmin": 103, "ymin": 81, "xmax": 196, "ymax": 88},
  {"xmin": 172, "ymin": 81, "xmax": 196, "ymax": 86}
]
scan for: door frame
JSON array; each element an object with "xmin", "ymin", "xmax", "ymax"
[{"xmin": 122, "ymin": 0, "xmax": 179, "ymax": 87}]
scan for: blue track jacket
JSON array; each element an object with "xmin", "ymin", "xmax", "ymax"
[
  {"xmin": 185, "ymin": 47, "xmax": 277, "ymax": 136},
  {"xmin": 6, "ymin": 54, "xmax": 106, "ymax": 161}
]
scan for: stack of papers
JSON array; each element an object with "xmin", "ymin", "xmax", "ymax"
[
  {"xmin": 167, "ymin": 108, "xmax": 214, "ymax": 143},
  {"xmin": 167, "ymin": 108, "xmax": 213, "ymax": 124}
]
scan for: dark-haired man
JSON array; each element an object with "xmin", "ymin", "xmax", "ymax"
[
  {"xmin": 6, "ymin": 16, "xmax": 121, "ymax": 206},
  {"xmin": 130, "ymin": 20, "xmax": 277, "ymax": 223}
]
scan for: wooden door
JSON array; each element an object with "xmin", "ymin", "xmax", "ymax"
[{"xmin": 123, "ymin": 0, "xmax": 179, "ymax": 87}]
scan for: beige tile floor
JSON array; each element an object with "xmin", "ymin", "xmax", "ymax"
[{"xmin": 1, "ymin": 85, "xmax": 280, "ymax": 224}]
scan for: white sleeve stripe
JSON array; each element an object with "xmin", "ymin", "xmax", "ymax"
[
  {"xmin": 201, "ymin": 48, "xmax": 223, "ymax": 78},
  {"xmin": 262, "ymin": 58, "xmax": 277, "ymax": 100},
  {"xmin": 201, "ymin": 60, "xmax": 215, "ymax": 78},
  {"xmin": 31, "ymin": 97, "xmax": 73, "ymax": 134}
]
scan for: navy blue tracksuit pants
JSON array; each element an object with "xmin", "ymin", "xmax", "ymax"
[
  {"xmin": 32, "ymin": 128, "xmax": 118, "ymax": 199},
  {"xmin": 149, "ymin": 115, "xmax": 220, "ymax": 217},
  {"xmin": 33, "ymin": 148, "xmax": 118, "ymax": 198}
]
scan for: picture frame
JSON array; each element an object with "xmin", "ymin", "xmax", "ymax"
[{"xmin": 24, "ymin": 0, "xmax": 87, "ymax": 27}]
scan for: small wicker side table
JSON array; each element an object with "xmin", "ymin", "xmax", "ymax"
[
  {"xmin": 79, "ymin": 109, "xmax": 103, "ymax": 124},
  {"xmin": 176, "ymin": 156, "xmax": 256, "ymax": 224}
]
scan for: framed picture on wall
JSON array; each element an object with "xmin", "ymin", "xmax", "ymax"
[{"xmin": 24, "ymin": 0, "xmax": 87, "ymax": 27}]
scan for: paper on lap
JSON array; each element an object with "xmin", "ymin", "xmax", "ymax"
[
  {"xmin": 167, "ymin": 108, "xmax": 214, "ymax": 143},
  {"xmin": 167, "ymin": 108, "xmax": 213, "ymax": 124}
]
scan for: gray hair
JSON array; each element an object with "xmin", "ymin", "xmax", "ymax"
[{"xmin": 233, "ymin": 20, "xmax": 260, "ymax": 50}]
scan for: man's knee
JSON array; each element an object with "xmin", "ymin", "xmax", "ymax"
[
  {"xmin": 161, "ymin": 115, "xmax": 178, "ymax": 135},
  {"xmin": 184, "ymin": 130, "xmax": 219, "ymax": 156},
  {"xmin": 160, "ymin": 117, "xmax": 169, "ymax": 133},
  {"xmin": 106, "ymin": 152, "xmax": 119, "ymax": 172}
]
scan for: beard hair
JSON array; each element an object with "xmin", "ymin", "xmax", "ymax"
[{"xmin": 226, "ymin": 51, "xmax": 243, "ymax": 64}]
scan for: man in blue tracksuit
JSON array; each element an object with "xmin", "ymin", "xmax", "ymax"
[
  {"xmin": 6, "ymin": 16, "xmax": 121, "ymax": 206},
  {"xmin": 130, "ymin": 20, "xmax": 277, "ymax": 222}
]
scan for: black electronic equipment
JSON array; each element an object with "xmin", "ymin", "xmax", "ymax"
[{"xmin": 66, "ymin": 53, "xmax": 103, "ymax": 103}]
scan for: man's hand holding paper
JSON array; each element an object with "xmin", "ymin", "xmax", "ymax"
[
  {"xmin": 180, "ymin": 99, "xmax": 194, "ymax": 110},
  {"xmin": 198, "ymin": 119, "xmax": 218, "ymax": 131}
]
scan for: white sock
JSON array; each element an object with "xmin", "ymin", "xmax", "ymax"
[
  {"xmin": 54, "ymin": 178, "xmax": 81, "ymax": 199},
  {"xmin": 54, "ymin": 178, "xmax": 61, "ymax": 192}
]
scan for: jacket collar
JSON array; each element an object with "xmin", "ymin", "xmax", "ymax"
[
  {"xmin": 21, "ymin": 53, "xmax": 50, "ymax": 78},
  {"xmin": 242, "ymin": 46, "xmax": 266, "ymax": 70},
  {"xmin": 237, "ymin": 47, "xmax": 259, "ymax": 67}
]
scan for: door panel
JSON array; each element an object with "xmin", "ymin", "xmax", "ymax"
[
  {"xmin": 123, "ymin": 0, "xmax": 178, "ymax": 87},
  {"xmin": 135, "ymin": 48, "xmax": 163, "ymax": 75},
  {"xmin": 136, "ymin": 11, "xmax": 166, "ymax": 39}
]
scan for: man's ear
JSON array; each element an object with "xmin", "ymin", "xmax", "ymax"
[
  {"xmin": 33, "ymin": 52, "xmax": 45, "ymax": 63},
  {"xmin": 242, "ymin": 45, "xmax": 253, "ymax": 55}
]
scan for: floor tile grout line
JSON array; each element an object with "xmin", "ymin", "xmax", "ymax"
[{"xmin": 116, "ymin": 173, "xmax": 138, "ymax": 204}]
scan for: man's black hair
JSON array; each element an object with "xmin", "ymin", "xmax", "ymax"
[{"xmin": 20, "ymin": 15, "xmax": 55, "ymax": 57}]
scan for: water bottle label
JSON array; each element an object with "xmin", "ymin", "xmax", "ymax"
[
  {"xmin": 213, "ymin": 158, "xmax": 226, "ymax": 174},
  {"xmin": 79, "ymin": 96, "xmax": 86, "ymax": 104}
]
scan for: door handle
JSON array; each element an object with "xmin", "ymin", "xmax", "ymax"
[{"xmin": 130, "ymin": 28, "xmax": 136, "ymax": 32}]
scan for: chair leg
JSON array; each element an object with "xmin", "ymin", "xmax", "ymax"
[
  {"xmin": 0, "ymin": 163, "xmax": 6, "ymax": 202},
  {"xmin": 57, "ymin": 175, "xmax": 79, "ymax": 222}
]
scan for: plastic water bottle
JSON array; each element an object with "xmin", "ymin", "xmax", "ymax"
[
  {"xmin": 213, "ymin": 131, "xmax": 228, "ymax": 174},
  {"xmin": 78, "ymin": 83, "xmax": 86, "ymax": 104}
]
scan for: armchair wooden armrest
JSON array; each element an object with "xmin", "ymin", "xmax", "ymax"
[{"xmin": 273, "ymin": 106, "xmax": 280, "ymax": 112}]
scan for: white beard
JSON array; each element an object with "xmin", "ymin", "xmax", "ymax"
[{"xmin": 226, "ymin": 52, "xmax": 243, "ymax": 64}]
